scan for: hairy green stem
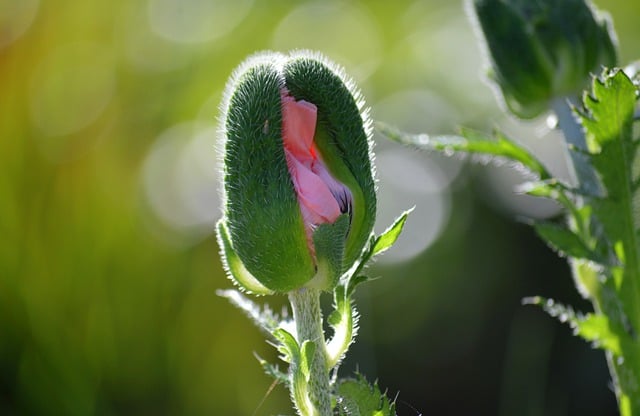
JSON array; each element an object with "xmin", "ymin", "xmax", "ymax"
[
  {"xmin": 572, "ymin": 262, "xmax": 640, "ymax": 415},
  {"xmin": 288, "ymin": 287, "xmax": 332, "ymax": 416},
  {"xmin": 554, "ymin": 97, "xmax": 640, "ymax": 415}
]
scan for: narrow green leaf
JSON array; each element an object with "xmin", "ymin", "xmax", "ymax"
[
  {"xmin": 534, "ymin": 222, "xmax": 600, "ymax": 263},
  {"xmin": 277, "ymin": 327, "xmax": 315, "ymax": 416},
  {"xmin": 578, "ymin": 314, "xmax": 623, "ymax": 356},
  {"xmin": 371, "ymin": 208, "xmax": 413, "ymax": 257},
  {"xmin": 346, "ymin": 275, "xmax": 372, "ymax": 297},
  {"xmin": 300, "ymin": 341, "xmax": 316, "ymax": 382},
  {"xmin": 217, "ymin": 289, "xmax": 280, "ymax": 336},
  {"xmin": 340, "ymin": 210, "xmax": 411, "ymax": 297},
  {"xmin": 339, "ymin": 235, "xmax": 376, "ymax": 291},
  {"xmin": 377, "ymin": 122, "xmax": 551, "ymax": 179},
  {"xmin": 517, "ymin": 180, "xmax": 576, "ymax": 209},
  {"xmin": 327, "ymin": 309, "xmax": 341, "ymax": 327},
  {"xmin": 254, "ymin": 353, "xmax": 289, "ymax": 385},
  {"xmin": 273, "ymin": 328, "xmax": 300, "ymax": 365},
  {"xmin": 327, "ymin": 285, "xmax": 358, "ymax": 367},
  {"xmin": 524, "ymin": 296, "xmax": 622, "ymax": 356}
]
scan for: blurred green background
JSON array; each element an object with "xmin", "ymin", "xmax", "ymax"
[{"xmin": 2, "ymin": 0, "xmax": 639, "ymax": 414}]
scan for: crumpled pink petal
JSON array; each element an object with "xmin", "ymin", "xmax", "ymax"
[{"xmin": 281, "ymin": 91, "xmax": 352, "ymax": 257}]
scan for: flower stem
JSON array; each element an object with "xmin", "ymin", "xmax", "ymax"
[
  {"xmin": 554, "ymin": 96, "xmax": 640, "ymax": 415},
  {"xmin": 571, "ymin": 262, "xmax": 640, "ymax": 416},
  {"xmin": 288, "ymin": 287, "xmax": 332, "ymax": 416}
]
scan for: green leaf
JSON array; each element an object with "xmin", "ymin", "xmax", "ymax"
[
  {"xmin": 377, "ymin": 122, "xmax": 551, "ymax": 180},
  {"xmin": 577, "ymin": 69, "xmax": 640, "ymax": 331},
  {"xmin": 520, "ymin": 180, "xmax": 615, "ymax": 265},
  {"xmin": 578, "ymin": 314, "xmax": 623, "ymax": 356},
  {"xmin": 336, "ymin": 373, "xmax": 397, "ymax": 416},
  {"xmin": 346, "ymin": 275, "xmax": 372, "ymax": 297},
  {"xmin": 273, "ymin": 328, "xmax": 300, "ymax": 365},
  {"xmin": 534, "ymin": 222, "xmax": 600, "ymax": 263},
  {"xmin": 274, "ymin": 327, "xmax": 314, "ymax": 416},
  {"xmin": 273, "ymin": 331, "xmax": 314, "ymax": 416},
  {"xmin": 371, "ymin": 208, "xmax": 413, "ymax": 257},
  {"xmin": 299, "ymin": 340, "xmax": 316, "ymax": 382},
  {"xmin": 339, "ymin": 235, "xmax": 377, "ymax": 294},
  {"xmin": 524, "ymin": 297, "xmax": 621, "ymax": 356},
  {"xmin": 254, "ymin": 353, "xmax": 289, "ymax": 386},
  {"xmin": 570, "ymin": 71, "xmax": 640, "ymax": 411},
  {"xmin": 326, "ymin": 285, "xmax": 358, "ymax": 368},
  {"xmin": 217, "ymin": 289, "xmax": 280, "ymax": 336},
  {"xmin": 340, "ymin": 210, "xmax": 412, "ymax": 297},
  {"xmin": 517, "ymin": 180, "xmax": 576, "ymax": 208}
]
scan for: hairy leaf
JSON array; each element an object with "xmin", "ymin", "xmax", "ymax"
[
  {"xmin": 378, "ymin": 122, "xmax": 551, "ymax": 179},
  {"xmin": 254, "ymin": 353, "xmax": 289, "ymax": 385},
  {"xmin": 300, "ymin": 341, "xmax": 316, "ymax": 382},
  {"xmin": 217, "ymin": 289, "xmax": 280, "ymax": 336},
  {"xmin": 524, "ymin": 297, "xmax": 621, "ymax": 356},
  {"xmin": 327, "ymin": 285, "xmax": 359, "ymax": 367},
  {"xmin": 336, "ymin": 373, "xmax": 397, "ymax": 416},
  {"xmin": 371, "ymin": 208, "xmax": 413, "ymax": 257},
  {"xmin": 534, "ymin": 222, "xmax": 600, "ymax": 263},
  {"xmin": 517, "ymin": 180, "xmax": 577, "ymax": 210},
  {"xmin": 577, "ymin": 70, "xmax": 640, "ymax": 331},
  {"xmin": 273, "ymin": 328, "xmax": 300, "ymax": 365}
]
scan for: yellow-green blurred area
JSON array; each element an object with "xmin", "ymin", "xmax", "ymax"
[{"xmin": 1, "ymin": 0, "xmax": 639, "ymax": 414}]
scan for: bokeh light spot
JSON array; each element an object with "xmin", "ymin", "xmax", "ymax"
[
  {"xmin": 401, "ymin": 5, "xmax": 495, "ymax": 110},
  {"xmin": 375, "ymin": 148, "xmax": 451, "ymax": 263},
  {"xmin": 142, "ymin": 122, "xmax": 220, "ymax": 246},
  {"xmin": 481, "ymin": 117, "xmax": 571, "ymax": 219},
  {"xmin": 374, "ymin": 89, "xmax": 460, "ymax": 131},
  {"xmin": 121, "ymin": 3, "xmax": 192, "ymax": 72},
  {"xmin": 0, "ymin": 0, "xmax": 39, "ymax": 48},
  {"xmin": 373, "ymin": 89, "xmax": 465, "ymax": 190},
  {"xmin": 147, "ymin": 0, "xmax": 254, "ymax": 44},
  {"xmin": 29, "ymin": 42, "xmax": 116, "ymax": 138},
  {"xmin": 271, "ymin": 1, "xmax": 381, "ymax": 80}
]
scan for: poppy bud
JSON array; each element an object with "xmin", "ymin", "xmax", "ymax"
[
  {"xmin": 471, "ymin": 0, "xmax": 617, "ymax": 118},
  {"xmin": 217, "ymin": 51, "xmax": 376, "ymax": 294}
]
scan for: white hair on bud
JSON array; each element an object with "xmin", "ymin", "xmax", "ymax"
[{"xmin": 216, "ymin": 51, "xmax": 287, "ymax": 212}]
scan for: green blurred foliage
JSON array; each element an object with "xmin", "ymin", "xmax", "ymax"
[{"xmin": 0, "ymin": 0, "xmax": 638, "ymax": 415}]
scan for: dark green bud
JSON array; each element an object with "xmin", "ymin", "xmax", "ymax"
[
  {"xmin": 217, "ymin": 51, "xmax": 376, "ymax": 294},
  {"xmin": 470, "ymin": 0, "xmax": 618, "ymax": 118}
]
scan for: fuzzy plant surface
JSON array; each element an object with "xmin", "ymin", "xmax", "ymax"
[
  {"xmin": 216, "ymin": 50, "xmax": 409, "ymax": 416},
  {"xmin": 381, "ymin": 0, "xmax": 640, "ymax": 414}
]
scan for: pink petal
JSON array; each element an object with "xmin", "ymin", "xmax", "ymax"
[
  {"xmin": 281, "ymin": 94, "xmax": 317, "ymax": 159},
  {"xmin": 286, "ymin": 150, "xmax": 342, "ymax": 224},
  {"xmin": 281, "ymin": 91, "xmax": 353, "ymax": 258}
]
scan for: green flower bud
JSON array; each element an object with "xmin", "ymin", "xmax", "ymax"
[
  {"xmin": 470, "ymin": 0, "xmax": 618, "ymax": 118},
  {"xmin": 217, "ymin": 51, "xmax": 376, "ymax": 294}
]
